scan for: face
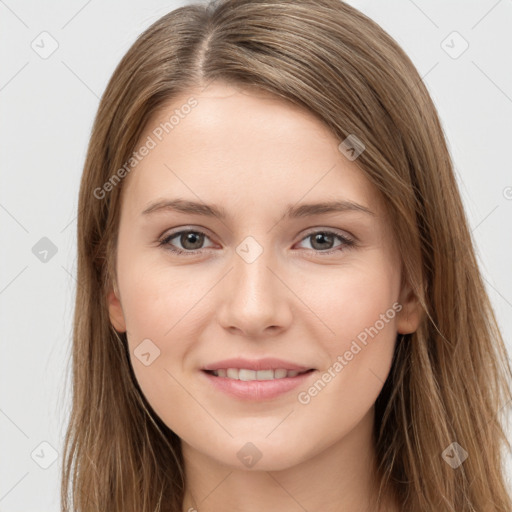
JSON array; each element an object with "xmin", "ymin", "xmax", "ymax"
[{"xmin": 107, "ymin": 82, "xmax": 421, "ymax": 471}]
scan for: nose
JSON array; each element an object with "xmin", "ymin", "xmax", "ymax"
[{"xmin": 216, "ymin": 244, "xmax": 293, "ymax": 339}]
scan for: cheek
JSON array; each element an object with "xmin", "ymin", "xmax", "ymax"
[
  {"xmin": 297, "ymin": 257, "xmax": 400, "ymax": 404},
  {"xmin": 116, "ymin": 255, "xmax": 214, "ymax": 415},
  {"xmin": 118, "ymin": 247, "xmax": 205, "ymax": 340},
  {"xmin": 118, "ymin": 268, "xmax": 198, "ymax": 428},
  {"xmin": 305, "ymin": 256, "xmax": 400, "ymax": 342}
]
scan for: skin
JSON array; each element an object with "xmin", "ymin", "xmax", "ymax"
[{"xmin": 107, "ymin": 82, "xmax": 422, "ymax": 512}]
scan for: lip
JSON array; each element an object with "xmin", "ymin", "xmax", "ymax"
[
  {"xmin": 201, "ymin": 357, "xmax": 313, "ymax": 372},
  {"xmin": 201, "ymin": 368, "xmax": 316, "ymax": 401}
]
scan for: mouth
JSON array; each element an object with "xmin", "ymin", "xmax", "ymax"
[
  {"xmin": 203, "ymin": 368, "xmax": 315, "ymax": 381},
  {"xmin": 200, "ymin": 366, "xmax": 317, "ymax": 401},
  {"xmin": 200, "ymin": 358, "xmax": 317, "ymax": 400}
]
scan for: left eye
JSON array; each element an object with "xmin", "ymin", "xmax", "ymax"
[
  {"xmin": 158, "ymin": 229, "xmax": 355, "ymax": 255},
  {"xmin": 296, "ymin": 231, "xmax": 355, "ymax": 253}
]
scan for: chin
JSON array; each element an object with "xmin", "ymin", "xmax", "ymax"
[{"xmin": 211, "ymin": 438, "xmax": 311, "ymax": 472}]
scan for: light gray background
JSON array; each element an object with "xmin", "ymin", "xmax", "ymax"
[{"xmin": 1, "ymin": 0, "xmax": 511, "ymax": 510}]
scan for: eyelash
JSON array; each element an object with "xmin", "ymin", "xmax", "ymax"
[{"xmin": 157, "ymin": 228, "xmax": 356, "ymax": 257}]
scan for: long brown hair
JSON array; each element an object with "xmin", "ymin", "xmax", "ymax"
[{"xmin": 61, "ymin": 0, "xmax": 512, "ymax": 510}]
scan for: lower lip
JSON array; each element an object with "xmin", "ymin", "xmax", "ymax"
[{"xmin": 201, "ymin": 370, "xmax": 316, "ymax": 401}]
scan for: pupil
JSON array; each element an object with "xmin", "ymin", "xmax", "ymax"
[
  {"xmin": 312, "ymin": 233, "xmax": 333, "ymax": 250},
  {"xmin": 182, "ymin": 232, "xmax": 203, "ymax": 250}
]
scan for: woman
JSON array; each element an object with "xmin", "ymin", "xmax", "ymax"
[{"xmin": 62, "ymin": 0, "xmax": 512, "ymax": 510}]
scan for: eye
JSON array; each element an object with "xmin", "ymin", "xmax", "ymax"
[
  {"xmin": 295, "ymin": 230, "xmax": 355, "ymax": 255},
  {"xmin": 158, "ymin": 229, "xmax": 215, "ymax": 255}
]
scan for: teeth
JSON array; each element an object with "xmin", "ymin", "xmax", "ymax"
[
  {"xmin": 211, "ymin": 368, "xmax": 307, "ymax": 380},
  {"xmin": 254, "ymin": 369, "xmax": 274, "ymax": 380},
  {"xmin": 239, "ymin": 369, "xmax": 256, "ymax": 381},
  {"xmin": 226, "ymin": 368, "xmax": 239, "ymax": 379}
]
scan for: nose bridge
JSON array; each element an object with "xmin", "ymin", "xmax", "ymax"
[
  {"xmin": 232, "ymin": 234, "xmax": 279, "ymax": 304},
  {"xmin": 216, "ymin": 234, "xmax": 291, "ymax": 335}
]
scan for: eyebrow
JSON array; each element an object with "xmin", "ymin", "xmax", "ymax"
[{"xmin": 141, "ymin": 198, "xmax": 375, "ymax": 219}]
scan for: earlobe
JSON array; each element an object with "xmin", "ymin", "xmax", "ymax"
[
  {"xmin": 396, "ymin": 282, "xmax": 423, "ymax": 335},
  {"xmin": 107, "ymin": 282, "xmax": 127, "ymax": 333}
]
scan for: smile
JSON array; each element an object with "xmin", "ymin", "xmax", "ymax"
[
  {"xmin": 205, "ymin": 368, "xmax": 313, "ymax": 380},
  {"xmin": 201, "ymin": 368, "xmax": 316, "ymax": 401}
]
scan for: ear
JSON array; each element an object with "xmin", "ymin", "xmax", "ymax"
[
  {"xmin": 396, "ymin": 280, "xmax": 423, "ymax": 335},
  {"xmin": 107, "ymin": 280, "xmax": 127, "ymax": 333}
]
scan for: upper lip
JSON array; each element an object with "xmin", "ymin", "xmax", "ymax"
[{"xmin": 202, "ymin": 358, "xmax": 314, "ymax": 372}]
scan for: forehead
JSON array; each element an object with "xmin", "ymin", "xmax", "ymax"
[{"xmin": 120, "ymin": 82, "xmax": 384, "ymax": 219}]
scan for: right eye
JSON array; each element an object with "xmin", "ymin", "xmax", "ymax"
[{"xmin": 158, "ymin": 229, "xmax": 215, "ymax": 255}]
